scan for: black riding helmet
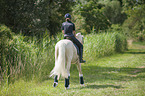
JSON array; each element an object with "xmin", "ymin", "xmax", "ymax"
[{"xmin": 65, "ymin": 13, "xmax": 71, "ymax": 19}]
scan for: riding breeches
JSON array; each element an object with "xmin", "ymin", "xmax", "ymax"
[{"xmin": 64, "ymin": 36, "xmax": 83, "ymax": 61}]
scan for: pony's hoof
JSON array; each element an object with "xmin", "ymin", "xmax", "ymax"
[
  {"xmin": 80, "ymin": 84, "xmax": 85, "ymax": 86},
  {"xmin": 65, "ymin": 86, "xmax": 69, "ymax": 90},
  {"xmin": 53, "ymin": 82, "xmax": 58, "ymax": 88},
  {"xmin": 65, "ymin": 85, "xmax": 70, "ymax": 89}
]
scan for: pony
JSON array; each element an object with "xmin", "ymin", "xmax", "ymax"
[{"xmin": 50, "ymin": 33, "xmax": 84, "ymax": 89}]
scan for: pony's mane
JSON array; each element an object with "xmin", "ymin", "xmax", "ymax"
[
  {"xmin": 76, "ymin": 33, "xmax": 81, "ymax": 36},
  {"xmin": 76, "ymin": 33, "xmax": 83, "ymax": 44},
  {"xmin": 76, "ymin": 33, "xmax": 83, "ymax": 37}
]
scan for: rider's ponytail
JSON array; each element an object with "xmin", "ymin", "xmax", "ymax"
[{"xmin": 66, "ymin": 18, "xmax": 70, "ymax": 22}]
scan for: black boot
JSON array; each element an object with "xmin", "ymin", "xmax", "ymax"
[{"xmin": 79, "ymin": 49, "xmax": 86, "ymax": 63}]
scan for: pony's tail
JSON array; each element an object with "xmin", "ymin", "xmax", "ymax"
[{"xmin": 50, "ymin": 44, "xmax": 68, "ymax": 79}]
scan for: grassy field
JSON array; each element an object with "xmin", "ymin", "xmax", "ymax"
[{"xmin": 0, "ymin": 41, "xmax": 145, "ymax": 96}]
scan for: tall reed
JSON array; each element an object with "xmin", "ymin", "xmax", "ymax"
[
  {"xmin": 84, "ymin": 32, "xmax": 127, "ymax": 61},
  {"xmin": 1, "ymin": 29, "xmax": 63, "ymax": 85}
]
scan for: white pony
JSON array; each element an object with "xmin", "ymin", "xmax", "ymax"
[{"xmin": 50, "ymin": 33, "xmax": 84, "ymax": 89}]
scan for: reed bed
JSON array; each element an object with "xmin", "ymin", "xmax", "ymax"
[
  {"xmin": 1, "ymin": 31, "xmax": 63, "ymax": 85},
  {"xmin": 84, "ymin": 32, "xmax": 127, "ymax": 60},
  {"xmin": 1, "ymin": 26, "xmax": 127, "ymax": 85}
]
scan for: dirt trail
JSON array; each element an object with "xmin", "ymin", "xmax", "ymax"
[{"xmin": 127, "ymin": 40, "xmax": 145, "ymax": 49}]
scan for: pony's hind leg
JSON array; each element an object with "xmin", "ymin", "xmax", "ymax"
[
  {"xmin": 65, "ymin": 77, "xmax": 69, "ymax": 89},
  {"xmin": 79, "ymin": 74, "xmax": 84, "ymax": 85},
  {"xmin": 65, "ymin": 69, "xmax": 71, "ymax": 89},
  {"xmin": 77, "ymin": 63, "xmax": 84, "ymax": 85},
  {"xmin": 65, "ymin": 59, "xmax": 71, "ymax": 89},
  {"xmin": 65, "ymin": 74, "xmax": 70, "ymax": 89},
  {"xmin": 53, "ymin": 75, "xmax": 58, "ymax": 87}
]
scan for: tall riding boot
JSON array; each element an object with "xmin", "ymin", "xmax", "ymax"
[{"xmin": 79, "ymin": 49, "xmax": 86, "ymax": 63}]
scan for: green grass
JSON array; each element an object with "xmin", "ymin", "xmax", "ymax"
[{"xmin": 1, "ymin": 42, "xmax": 145, "ymax": 96}]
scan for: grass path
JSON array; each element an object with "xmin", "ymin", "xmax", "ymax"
[{"xmin": 1, "ymin": 42, "xmax": 145, "ymax": 96}]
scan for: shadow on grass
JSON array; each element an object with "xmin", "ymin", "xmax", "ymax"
[
  {"xmin": 126, "ymin": 52, "xmax": 145, "ymax": 54},
  {"xmin": 85, "ymin": 84, "xmax": 123, "ymax": 89},
  {"xmin": 73, "ymin": 85, "xmax": 124, "ymax": 89},
  {"xmin": 70, "ymin": 64, "xmax": 145, "ymax": 84},
  {"xmin": 125, "ymin": 49, "xmax": 145, "ymax": 54},
  {"xmin": 69, "ymin": 48, "xmax": 145, "ymax": 89},
  {"xmin": 69, "ymin": 65, "xmax": 145, "ymax": 90},
  {"xmin": 72, "ymin": 84, "xmax": 124, "ymax": 89}
]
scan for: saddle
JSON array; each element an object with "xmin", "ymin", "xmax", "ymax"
[{"xmin": 65, "ymin": 37, "xmax": 79, "ymax": 55}]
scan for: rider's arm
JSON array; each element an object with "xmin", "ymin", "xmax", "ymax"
[
  {"xmin": 73, "ymin": 31, "xmax": 76, "ymax": 37},
  {"xmin": 62, "ymin": 30, "xmax": 64, "ymax": 34},
  {"xmin": 61, "ymin": 23, "xmax": 64, "ymax": 34},
  {"xmin": 73, "ymin": 23, "xmax": 76, "ymax": 37}
]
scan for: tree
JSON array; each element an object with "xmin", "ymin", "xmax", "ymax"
[
  {"xmin": 103, "ymin": 0, "xmax": 127, "ymax": 24},
  {"xmin": 122, "ymin": 0, "xmax": 145, "ymax": 11},
  {"xmin": 0, "ymin": 0, "xmax": 75, "ymax": 36},
  {"xmin": 73, "ymin": 1, "xmax": 110, "ymax": 33},
  {"xmin": 122, "ymin": 4, "xmax": 145, "ymax": 40}
]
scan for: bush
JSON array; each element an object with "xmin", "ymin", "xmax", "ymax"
[
  {"xmin": 0, "ymin": 24, "xmax": 13, "ymax": 67},
  {"xmin": 115, "ymin": 33, "xmax": 128, "ymax": 52},
  {"xmin": 0, "ymin": 24, "xmax": 13, "ymax": 45},
  {"xmin": 138, "ymin": 32, "xmax": 144, "ymax": 42},
  {"xmin": 0, "ymin": 25, "xmax": 13, "ymax": 85}
]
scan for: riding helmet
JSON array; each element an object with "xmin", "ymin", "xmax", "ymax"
[{"xmin": 65, "ymin": 13, "xmax": 71, "ymax": 19}]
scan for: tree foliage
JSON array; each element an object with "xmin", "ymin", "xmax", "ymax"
[
  {"xmin": 123, "ymin": 4, "xmax": 145, "ymax": 40},
  {"xmin": 0, "ymin": 0, "xmax": 75, "ymax": 36},
  {"xmin": 0, "ymin": 0, "xmax": 145, "ymax": 39},
  {"xmin": 73, "ymin": 1, "xmax": 111, "ymax": 34},
  {"xmin": 103, "ymin": 0, "xmax": 127, "ymax": 24}
]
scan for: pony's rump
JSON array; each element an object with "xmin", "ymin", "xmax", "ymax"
[{"xmin": 50, "ymin": 40, "xmax": 72, "ymax": 79}]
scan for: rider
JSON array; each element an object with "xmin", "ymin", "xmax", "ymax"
[{"xmin": 61, "ymin": 13, "xmax": 86, "ymax": 63}]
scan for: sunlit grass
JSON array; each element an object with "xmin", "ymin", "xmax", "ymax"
[{"xmin": 0, "ymin": 41, "xmax": 145, "ymax": 96}]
